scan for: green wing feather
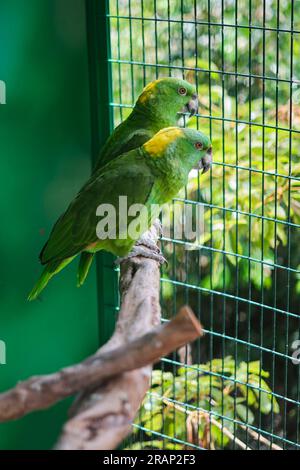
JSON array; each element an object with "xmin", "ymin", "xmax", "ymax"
[
  {"xmin": 27, "ymin": 256, "xmax": 76, "ymax": 301},
  {"xmin": 77, "ymin": 251, "xmax": 94, "ymax": 287},
  {"xmin": 94, "ymin": 127, "xmax": 153, "ymax": 171},
  {"xmin": 79, "ymin": 129, "xmax": 154, "ymax": 285},
  {"xmin": 40, "ymin": 150, "xmax": 156, "ymax": 264}
]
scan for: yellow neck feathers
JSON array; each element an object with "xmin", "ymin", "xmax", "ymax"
[{"xmin": 143, "ymin": 127, "xmax": 184, "ymax": 158}]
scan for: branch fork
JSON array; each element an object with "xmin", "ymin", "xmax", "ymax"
[{"xmin": 0, "ymin": 225, "xmax": 203, "ymax": 450}]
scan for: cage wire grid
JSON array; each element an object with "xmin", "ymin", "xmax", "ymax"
[{"xmin": 92, "ymin": 0, "xmax": 300, "ymax": 450}]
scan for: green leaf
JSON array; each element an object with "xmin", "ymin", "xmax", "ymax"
[
  {"xmin": 126, "ymin": 440, "xmax": 183, "ymax": 450},
  {"xmin": 236, "ymin": 404, "xmax": 255, "ymax": 424},
  {"xmin": 143, "ymin": 412, "xmax": 163, "ymax": 435}
]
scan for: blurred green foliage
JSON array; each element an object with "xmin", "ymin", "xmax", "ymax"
[
  {"xmin": 110, "ymin": 0, "xmax": 300, "ymax": 289},
  {"xmin": 129, "ymin": 357, "xmax": 279, "ymax": 449},
  {"xmin": 109, "ymin": 0, "xmax": 300, "ymax": 447}
]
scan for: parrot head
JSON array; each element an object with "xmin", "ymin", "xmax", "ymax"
[
  {"xmin": 143, "ymin": 127, "xmax": 212, "ymax": 174},
  {"xmin": 135, "ymin": 77, "xmax": 198, "ymax": 127},
  {"xmin": 181, "ymin": 127, "xmax": 212, "ymax": 173}
]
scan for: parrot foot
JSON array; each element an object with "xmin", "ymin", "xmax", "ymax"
[
  {"xmin": 135, "ymin": 238, "xmax": 160, "ymax": 252},
  {"xmin": 153, "ymin": 218, "xmax": 163, "ymax": 237},
  {"xmin": 115, "ymin": 245, "xmax": 167, "ymax": 265},
  {"xmin": 135, "ymin": 218, "xmax": 163, "ymax": 251}
]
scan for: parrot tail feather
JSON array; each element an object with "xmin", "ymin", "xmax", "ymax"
[
  {"xmin": 27, "ymin": 256, "xmax": 75, "ymax": 301},
  {"xmin": 77, "ymin": 252, "xmax": 94, "ymax": 287}
]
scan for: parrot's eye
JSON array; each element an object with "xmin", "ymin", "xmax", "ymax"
[
  {"xmin": 178, "ymin": 87, "xmax": 187, "ymax": 96},
  {"xmin": 195, "ymin": 142, "xmax": 203, "ymax": 150}
]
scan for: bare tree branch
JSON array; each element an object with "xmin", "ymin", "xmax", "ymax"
[
  {"xmin": 55, "ymin": 243, "xmax": 202, "ymax": 450},
  {"xmin": 0, "ymin": 304, "xmax": 201, "ymax": 424},
  {"xmin": 0, "ymin": 225, "xmax": 203, "ymax": 450}
]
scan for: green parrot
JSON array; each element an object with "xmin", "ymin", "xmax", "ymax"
[
  {"xmin": 94, "ymin": 77, "xmax": 199, "ymax": 171},
  {"xmin": 28, "ymin": 127, "xmax": 212, "ymax": 301},
  {"xmin": 77, "ymin": 77, "xmax": 199, "ymax": 285}
]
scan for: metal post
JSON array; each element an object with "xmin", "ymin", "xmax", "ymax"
[{"xmin": 85, "ymin": 0, "xmax": 118, "ymax": 344}]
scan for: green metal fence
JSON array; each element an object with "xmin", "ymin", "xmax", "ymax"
[{"xmin": 87, "ymin": 0, "xmax": 300, "ymax": 450}]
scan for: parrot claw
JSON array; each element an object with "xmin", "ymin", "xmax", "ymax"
[
  {"xmin": 115, "ymin": 245, "xmax": 167, "ymax": 265},
  {"xmin": 135, "ymin": 238, "xmax": 160, "ymax": 252},
  {"xmin": 153, "ymin": 218, "xmax": 163, "ymax": 237},
  {"xmin": 134, "ymin": 218, "xmax": 163, "ymax": 250},
  {"xmin": 115, "ymin": 219, "xmax": 166, "ymax": 265}
]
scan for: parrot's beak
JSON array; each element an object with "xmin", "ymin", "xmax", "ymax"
[
  {"xmin": 195, "ymin": 146, "xmax": 213, "ymax": 174},
  {"xmin": 187, "ymin": 93, "xmax": 199, "ymax": 116},
  {"xmin": 178, "ymin": 94, "xmax": 199, "ymax": 120}
]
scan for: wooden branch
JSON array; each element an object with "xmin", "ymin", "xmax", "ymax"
[
  {"xmin": 0, "ymin": 305, "xmax": 201, "ymax": 423},
  {"xmin": 55, "ymin": 249, "xmax": 161, "ymax": 450},
  {"xmin": 55, "ymin": 224, "xmax": 161, "ymax": 449},
  {"xmin": 0, "ymin": 224, "xmax": 203, "ymax": 449},
  {"xmin": 56, "ymin": 248, "xmax": 202, "ymax": 449}
]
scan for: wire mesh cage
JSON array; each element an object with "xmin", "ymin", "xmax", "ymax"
[{"xmin": 88, "ymin": 0, "xmax": 300, "ymax": 450}]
